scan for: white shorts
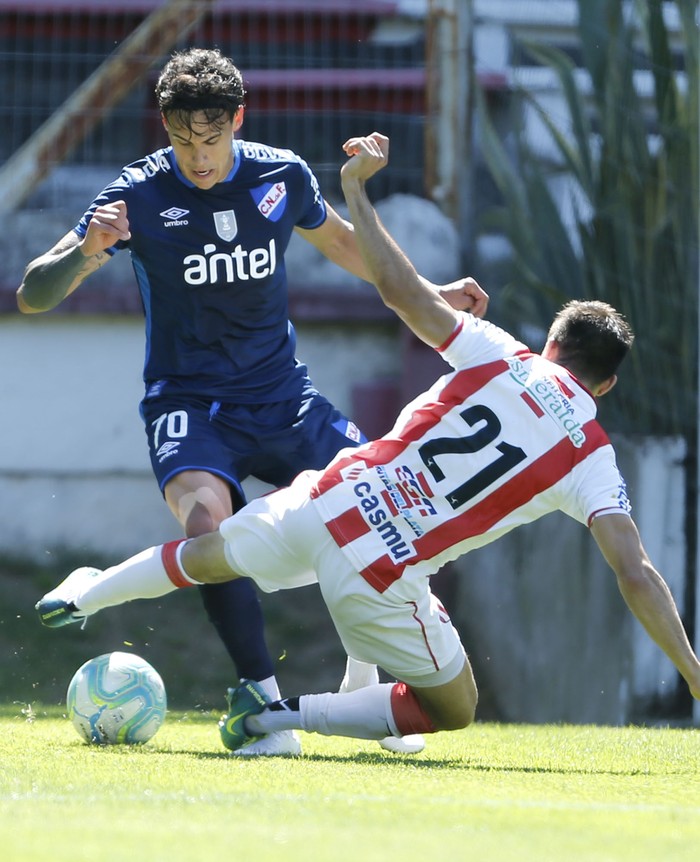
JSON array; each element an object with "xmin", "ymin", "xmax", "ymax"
[{"xmin": 219, "ymin": 472, "xmax": 465, "ymax": 688}]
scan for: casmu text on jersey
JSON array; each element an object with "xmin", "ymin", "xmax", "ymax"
[
  {"xmin": 354, "ymin": 481, "xmax": 413, "ymax": 561},
  {"xmin": 183, "ymin": 240, "xmax": 277, "ymax": 284}
]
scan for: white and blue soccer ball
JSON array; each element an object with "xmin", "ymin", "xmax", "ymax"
[{"xmin": 66, "ymin": 651, "xmax": 167, "ymax": 745}]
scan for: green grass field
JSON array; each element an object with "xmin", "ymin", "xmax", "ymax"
[{"xmin": 2, "ymin": 704, "xmax": 698, "ymax": 862}]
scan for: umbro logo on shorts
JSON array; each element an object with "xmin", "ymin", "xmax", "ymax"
[{"xmin": 156, "ymin": 441, "xmax": 180, "ymax": 462}]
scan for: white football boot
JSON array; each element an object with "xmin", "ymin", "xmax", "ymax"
[
  {"xmin": 35, "ymin": 566, "xmax": 103, "ymax": 628},
  {"xmin": 229, "ymin": 730, "xmax": 302, "ymax": 757}
]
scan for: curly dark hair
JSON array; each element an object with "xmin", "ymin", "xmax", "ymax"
[
  {"xmin": 155, "ymin": 48, "xmax": 246, "ymax": 131},
  {"xmin": 546, "ymin": 300, "xmax": 635, "ymax": 384}
]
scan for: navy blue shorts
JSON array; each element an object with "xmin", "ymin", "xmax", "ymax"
[{"xmin": 140, "ymin": 390, "xmax": 366, "ymax": 502}]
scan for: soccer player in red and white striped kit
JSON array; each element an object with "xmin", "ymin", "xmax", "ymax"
[{"xmin": 37, "ymin": 133, "xmax": 700, "ymax": 749}]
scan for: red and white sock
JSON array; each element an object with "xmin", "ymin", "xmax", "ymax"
[
  {"xmin": 247, "ymin": 683, "xmax": 436, "ymax": 740},
  {"xmin": 76, "ymin": 540, "xmax": 196, "ymax": 614}
]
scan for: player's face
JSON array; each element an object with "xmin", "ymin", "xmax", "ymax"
[{"xmin": 164, "ymin": 109, "xmax": 242, "ymax": 189}]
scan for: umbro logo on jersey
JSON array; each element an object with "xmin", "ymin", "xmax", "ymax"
[
  {"xmin": 160, "ymin": 207, "xmax": 190, "ymax": 226},
  {"xmin": 161, "ymin": 207, "xmax": 189, "ymax": 219}
]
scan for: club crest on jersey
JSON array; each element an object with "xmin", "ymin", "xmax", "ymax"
[
  {"xmin": 213, "ymin": 210, "xmax": 238, "ymax": 242},
  {"xmin": 252, "ymin": 181, "xmax": 287, "ymax": 222}
]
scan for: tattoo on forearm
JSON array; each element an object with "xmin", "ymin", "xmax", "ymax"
[{"xmin": 21, "ymin": 244, "xmax": 94, "ymax": 310}]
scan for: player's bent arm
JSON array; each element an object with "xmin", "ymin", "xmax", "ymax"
[
  {"xmin": 18, "ymin": 199, "xmax": 129, "ymax": 312},
  {"xmin": 590, "ymin": 513, "xmax": 700, "ymax": 699},
  {"xmin": 17, "ymin": 230, "xmax": 109, "ymax": 313}
]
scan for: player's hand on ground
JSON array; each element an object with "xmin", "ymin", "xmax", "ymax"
[
  {"xmin": 341, "ymin": 133, "xmax": 389, "ymax": 183},
  {"xmin": 439, "ymin": 277, "xmax": 489, "ymax": 318},
  {"xmin": 81, "ymin": 200, "xmax": 131, "ymax": 256}
]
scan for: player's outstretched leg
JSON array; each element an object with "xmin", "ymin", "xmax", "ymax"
[{"xmin": 340, "ymin": 657, "xmax": 426, "ymax": 754}]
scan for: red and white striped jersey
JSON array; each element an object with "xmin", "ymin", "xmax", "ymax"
[{"xmin": 310, "ymin": 314, "xmax": 630, "ymax": 593}]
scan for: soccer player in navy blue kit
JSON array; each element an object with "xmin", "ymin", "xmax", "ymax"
[{"xmin": 18, "ymin": 48, "xmax": 487, "ymax": 755}]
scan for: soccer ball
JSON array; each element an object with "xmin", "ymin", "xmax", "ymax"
[{"xmin": 66, "ymin": 651, "xmax": 167, "ymax": 745}]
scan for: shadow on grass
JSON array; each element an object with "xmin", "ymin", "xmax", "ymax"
[
  {"xmin": 146, "ymin": 746, "xmax": 692, "ymax": 777},
  {"xmin": 164, "ymin": 748, "xmax": 463, "ymax": 769}
]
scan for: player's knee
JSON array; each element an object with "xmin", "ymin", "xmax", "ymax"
[
  {"xmin": 166, "ymin": 479, "xmax": 231, "ymax": 536},
  {"xmin": 452, "ymin": 674, "xmax": 479, "ymax": 728},
  {"xmin": 183, "ymin": 503, "xmax": 222, "ymax": 537},
  {"xmin": 422, "ymin": 670, "xmax": 478, "ymax": 731},
  {"xmin": 435, "ymin": 692, "xmax": 477, "ymax": 731}
]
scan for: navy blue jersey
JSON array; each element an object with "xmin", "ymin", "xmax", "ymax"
[{"xmin": 75, "ymin": 140, "xmax": 327, "ymax": 402}]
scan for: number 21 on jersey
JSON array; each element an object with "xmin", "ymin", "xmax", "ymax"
[{"xmin": 418, "ymin": 404, "xmax": 526, "ymax": 509}]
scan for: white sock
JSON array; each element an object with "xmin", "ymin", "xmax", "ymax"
[
  {"xmin": 303, "ymin": 685, "xmax": 400, "ymax": 739},
  {"xmin": 340, "ymin": 657, "xmax": 380, "ymax": 692},
  {"xmin": 247, "ymin": 684, "xmax": 398, "ymax": 740},
  {"xmin": 76, "ymin": 545, "xmax": 184, "ymax": 614},
  {"xmin": 255, "ymin": 675, "xmax": 282, "ymax": 701}
]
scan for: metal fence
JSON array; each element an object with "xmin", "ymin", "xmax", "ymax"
[{"xmin": 0, "ymin": 1, "xmax": 429, "ymax": 205}]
